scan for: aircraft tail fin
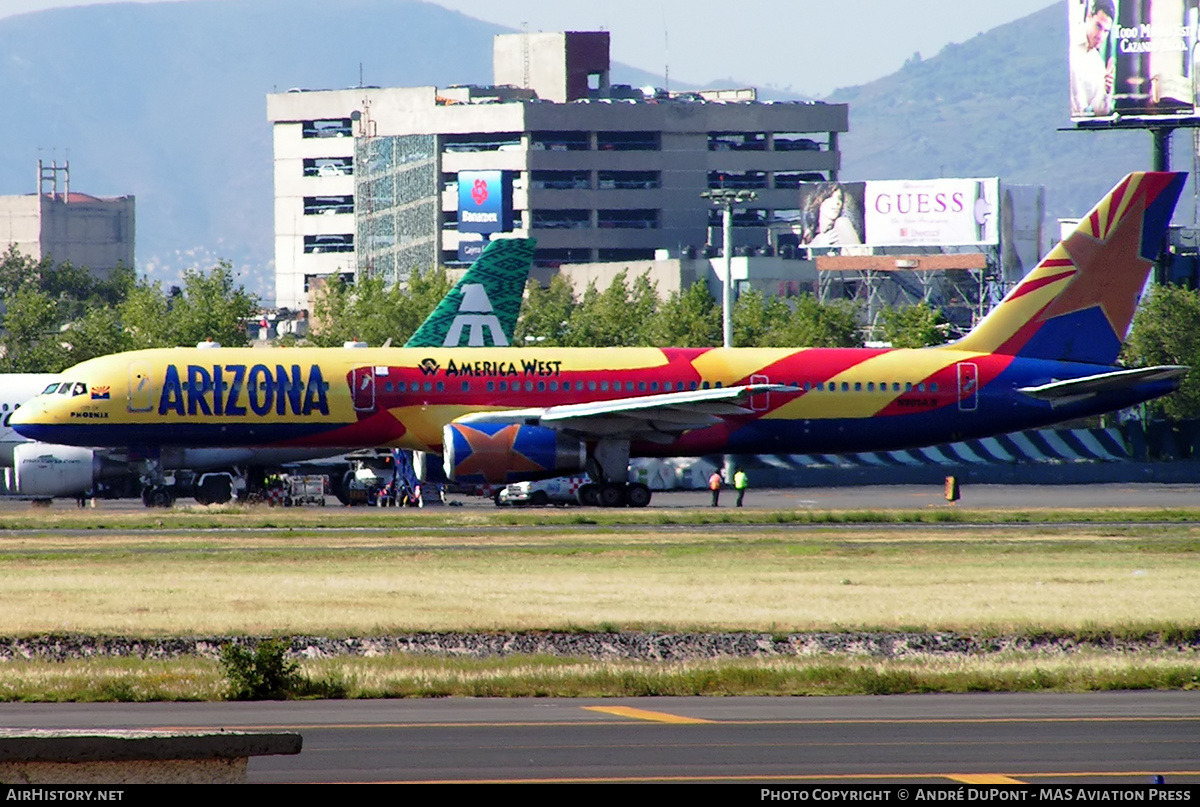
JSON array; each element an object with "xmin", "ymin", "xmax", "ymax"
[
  {"xmin": 948, "ymin": 172, "xmax": 1186, "ymax": 365},
  {"xmin": 405, "ymin": 237, "xmax": 536, "ymax": 348}
]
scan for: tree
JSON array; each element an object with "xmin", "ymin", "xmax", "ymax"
[
  {"xmin": 646, "ymin": 282, "xmax": 721, "ymax": 347},
  {"xmin": 309, "ymin": 267, "xmax": 453, "ymax": 347},
  {"xmin": 732, "ymin": 288, "xmax": 792, "ymax": 347},
  {"xmin": 766, "ymin": 295, "xmax": 862, "ymax": 348},
  {"xmin": 117, "ymin": 280, "xmax": 172, "ymax": 351},
  {"xmin": 165, "ymin": 261, "xmax": 260, "ymax": 347},
  {"xmin": 561, "ymin": 270, "xmax": 658, "ymax": 347},
  {"xmin": 0, "ymin": 286, "xmax": 66, "ymax": 372},
  {"xmin": 515, "ymin": 275, "xmax": 575, "ymax": 346},
  {"xmin": 1123, "ymin": 283, "xmax": 1200, "ymax": 421},
  {"xmin": 0, "ymin": 250, "xmax": 259, "ymax": 371},
  {"xmin": 877, "ymin": 302, "xmax": 950, "ymax": 348}
]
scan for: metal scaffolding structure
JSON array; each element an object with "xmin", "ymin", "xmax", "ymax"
[{"xmin": 814, "ymin": 250, "xmax": 1001, "ymax": 342}]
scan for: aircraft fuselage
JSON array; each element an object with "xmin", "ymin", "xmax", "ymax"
[{"xmin": 10, "ymin": 345, "xmax": 1173, "ymax": 458}]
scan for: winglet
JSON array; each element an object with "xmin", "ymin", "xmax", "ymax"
[
  {"xmin": 948, "ymin": 172, "xmax": 1186, "ymax": 365},
  {"xmin": 405, "ymin": 238, "xmax": 536, "ymax": 348}
]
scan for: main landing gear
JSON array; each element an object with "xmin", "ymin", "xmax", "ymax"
[
  {"xmin": 577, "ymin": 481, "xmax": 652, "ymax": 508},
  {"xmin": 141, "ymin": 485, "xmax": 176, "ymax": 508},
  {"xmin": 581, "ymin": 437, "xmax": 653, "ymax": 508}
]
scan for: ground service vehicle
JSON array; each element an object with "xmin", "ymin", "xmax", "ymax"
[{"xmin": 495, "ymin": 475, "xmax": 589, "ymax": 506}]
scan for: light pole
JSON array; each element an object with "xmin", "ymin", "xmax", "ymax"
[{"xmin": 701, "ymin": 189, "xmax": 757, "ymax": 348}]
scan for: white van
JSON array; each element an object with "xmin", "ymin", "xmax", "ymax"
[{"xmin": 495, "ymin": 475, "xmax": 589, "ymax": 507}]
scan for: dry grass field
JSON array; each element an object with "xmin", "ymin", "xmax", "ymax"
[
  {"xmin": 2, "ymin": 506, "xmax": 1198, "ymax": 699},
  {"xmin": 0, "ymin": 517, "xmax": 1198, "ymax": 635}
]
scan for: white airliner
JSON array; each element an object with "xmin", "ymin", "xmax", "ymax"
[{"xmin": 0, "ymin": 374, "xmax": 59, "ymax": 468}]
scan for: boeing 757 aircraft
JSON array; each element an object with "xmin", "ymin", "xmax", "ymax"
[{"xmin": 13, "ymin": 173, "xmax": 1188, "ymax": 507}]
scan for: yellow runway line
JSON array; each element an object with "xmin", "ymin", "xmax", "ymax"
[
  {"xmin": 948, "ymin": 774, "xmax": 1027, "ymax": 784},
  {"xmin": 582, "ymin": 705, "xmax": 713, "ymax": 724}
]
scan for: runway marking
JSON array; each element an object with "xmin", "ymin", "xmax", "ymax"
[
  {"xmin": 582, "ymin": 706, "xmax": 713, "ymax": 724},
  {"xmin": 948, "ymin": 774, "xmax": 1027, "ymax": 784},
  {"xmin": 158, "ymin": 715, "xmax": 1200, "ymax": 731}
]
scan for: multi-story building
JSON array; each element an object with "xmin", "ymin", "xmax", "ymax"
[
  {"xmin": 0, "ymin": 161, "xmax": 134, "ymax": 280},
  {"xmin": 267, "ymin": 31, "xmax": 847, "ymax": 310}
]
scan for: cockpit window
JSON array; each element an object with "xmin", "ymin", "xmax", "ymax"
[
  {"xmin": 42, "ymin": 383, "xmax": 60, "ymax": 395},
  {"xmin": 73, "ymin": 382, "xmax": 87, "ymax": 396},
  {"xmin": 58, "ymin": 383, "xmax": 73, "ymax": 395}
]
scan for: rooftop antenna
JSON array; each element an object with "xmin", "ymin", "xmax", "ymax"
[
  {"xmin": 522, "ymin": 21, "xmax": 530, "ymax": 89},
  {"xmin": 359, "ymin": 62, "xmax": 364, "ymax": 88},
  {"xmin": 38, "ymin": 156, "xmax": 70, "ymax": 201},
  {"xmin": 663, "ymin": 11, "xmax": 670, "ymax": 93}
]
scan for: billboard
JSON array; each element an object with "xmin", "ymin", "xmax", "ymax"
[
  {"xmin": 458, "ymin": 170, "xmax": 513, "ymax": 234},
  {"xmin": 1069, "ymin": 0, "xmax": 1199, "ymax": 121},
  {"xmin": 1000, "ymin": 184, "xmax": 1047, "ymax": 285},
  {"xmin": 457, "ymin": 238, "xmax": 486, "ymax": 263},
  {"xmin": 797, "ymin": 179, "xmax": 998, "ymax": 248}
]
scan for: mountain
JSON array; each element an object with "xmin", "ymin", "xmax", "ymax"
[
  {"xmin": 829, "ymin": 2, "xmax": 1175, "ymax": 225},
  {"xmin": 0, "ymin": 0, "xmax": 667, "ymax": 300},
  {"xmin": 0, "ymin": 1, "xmax": 1184, "ymax": 303}
]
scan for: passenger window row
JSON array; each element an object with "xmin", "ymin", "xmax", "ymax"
[{"xmin": 376, "ymin": 378, "xmax": 938, "ymax": 395}]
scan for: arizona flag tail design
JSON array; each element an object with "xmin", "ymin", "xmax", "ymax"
[
  {"xmin": 950, "ymin": 172, "xmax": 1186, "ymax": 365},
  {"xmin": 405, "ymin": 237, "xmax": 535, "ymax": 348}
]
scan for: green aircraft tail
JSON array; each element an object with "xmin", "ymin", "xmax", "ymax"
[{"xmin": 404, "ymin": 238, "xmax": 536, "ymax": 348}]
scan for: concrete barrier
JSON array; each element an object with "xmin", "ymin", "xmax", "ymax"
[{"xmin": 0, "ymin": 729, "xmax": 302, "ymax": 784}]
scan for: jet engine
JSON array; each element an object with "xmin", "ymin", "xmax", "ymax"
[
  {"xmin": 12, "ymin": 444, "xmax": 109, "ymax": 498},
  {"xmin": 442, "ymin": 422, "xmax": 585, "ymax": 484},
  {"xmin": 412, "ymin": 450, "xmax": 449, "ymax": 483}
]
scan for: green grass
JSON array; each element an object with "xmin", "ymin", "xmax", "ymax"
[
  {"xmin": 1, "ymin": 652, "xmax": 1197, "ymax": 702},
  {"xmin": 4, "ymin": 504, "xmax": 1200, "ymax": 533},
  {"xmin": 2, "ymin": 524, "xmax": 1200, "ymax": 635},
  {"xmin": 1, "ymin": 508, "xmax": 1198, "ymax": 700}
]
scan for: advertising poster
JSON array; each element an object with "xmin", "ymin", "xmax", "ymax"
[
  {"xmin": 864, "ymin": 178, "xmax": 999, "ymax": 247},
  {"xmin": 457, "ymin": 170, "xmax": 512, "ymax": 234},
  {"xmin": 795, "ymin": 182, "xmax": 867, "ymax": 247},
  {"xmin": 1000, "ymin": 184, "xmax": 1046, "ymax": 284},
  {"xmin": 457, "ymin": 238, "xmax": 486, "ymax": 263},
  {"xmin": 1069, "ymin": 0, "xmax": 1200, "ymax": 120}
]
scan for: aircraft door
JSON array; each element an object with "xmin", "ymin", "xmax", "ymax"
[
  {"xmin": 957, "ymin": 362, "xmax": 979, "ymax": 412},
  {"xmin": 128, "ymin": 363, "xmax": 155, "ymax": 412},
  {"xmin": 352, "ymin": 367, "xmax": 376, "ymax": 412},
  {"xmin": 750, "ymin": 374, "xmax": 770, "ymax": 412}
]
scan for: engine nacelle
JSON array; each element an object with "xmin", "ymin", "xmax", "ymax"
[
  {"xmin": 13, "ymin": 444, "xmax": 100, "ymax": 497},
  {"xmin": 442, "ymin": 422, "xmax": 585, "ymax": 484},
  {"xmin": 412, "ymin": 450, "xmax": 449, "ymax": 484}
]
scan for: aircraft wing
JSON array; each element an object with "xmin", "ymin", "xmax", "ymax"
[
  {"xmin": 1017, "ymin": 365, "xmax": 1188, "ymax": 405},
  {"xmin": 454, "ymin": 383, "xmax": 795, "ymax": 442}
]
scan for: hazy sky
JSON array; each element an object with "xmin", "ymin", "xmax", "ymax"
[{"xmin": 2, "ymin": 0, "xmax": 1056, "ymax": 97}]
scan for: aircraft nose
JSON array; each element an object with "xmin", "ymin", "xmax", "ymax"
[{"xmin": 9, "ymin": 398, "xmax": 53, "ymax": 439}]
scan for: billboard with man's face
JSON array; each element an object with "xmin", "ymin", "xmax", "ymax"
[{"xmin": 1069, "ymin": 0, "xmax": 1200, "ymax": 121}]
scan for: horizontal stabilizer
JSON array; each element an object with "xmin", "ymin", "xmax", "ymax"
[{"xmin": 1017, "ymin": 365, "xmax": 1187, "ymax": 403}]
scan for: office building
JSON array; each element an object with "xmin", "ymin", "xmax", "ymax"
[
  {"xmin": 267, "ymin": 31, "xmax": 848, "ymax": 310},
  {"xmin": 0, "ymin": 161, "xmax": 134, "ymax": 279}
]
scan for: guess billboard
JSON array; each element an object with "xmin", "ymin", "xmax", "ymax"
[
  {"xmin": 797, "ymin": 178, "xmax": 998, "ymax": 248},
  {"xmin": 458, "ymin": 170, "xmax": 513, "ymax": 234},
  {"xmin": 864, "ymin": 178, "xmax": 998, "ymax": 247}
]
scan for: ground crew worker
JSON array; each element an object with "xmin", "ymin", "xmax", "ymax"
[
  {"xmin": 709, "ymin": 469, "xmax": 723, "ymax": 507},
  {"xmin": 733, "ymin": 468, "xmax": 748, "ymax": 507}
]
